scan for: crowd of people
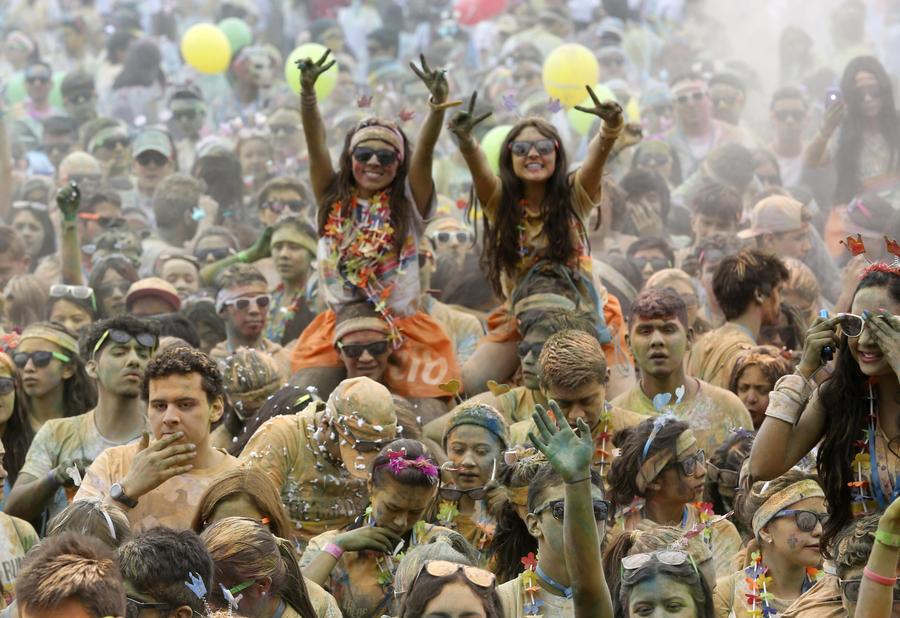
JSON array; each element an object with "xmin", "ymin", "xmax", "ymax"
[{"xmin": 0, "ymin": 0, "xmax": 900, "ymax": 617}]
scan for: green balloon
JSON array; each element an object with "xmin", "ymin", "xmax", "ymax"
[
  {"xmin": 481, "ymin": 125, "xmax": 513, "ymax": 175},
  {"xmin": 4, "ymin": 72, "xmax": 26, "ymax": 105},
  {"xmin": 49, "ymin": 72, "xmax": 65, "ymax": 109},
  {"xmin": 218, "ymin": 17, "xmax": 253, "ymax": 53}
]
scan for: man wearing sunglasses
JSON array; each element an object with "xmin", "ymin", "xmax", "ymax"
[
  {"xmin": 257, "ymin": 176, "xmax": 310, "ymax": 226},
  {"xmin": 120, "ymin": 127, "xmax": 176, "ymax": 219},
  {"xmin": 211, "ymin": 264, "xmax": 291, "ymax": 379},
  {"xmin": 424, "ymin": 216, "xmax": 474, "ymax": 268},
  {"xmin": 168, "ymin": 84, "xmax": 207, "ymax": 171},
  {"xmin": 6, "ymin": 318, "xmax": 159, "ymax": 528},
  {"xmin": 21, "ymin": 60, "xmax": 59, "ymax": 122},
  {"xmin": 60, "ymin": 70, "xmax": 98, "ymax": 128},
  {"xmin": 241, "ymin": 376, "xmax": 399, "ymax": 546},
  {"xmin": 769, "ymin": 86, "xmax": 809, "ymax": 187}
]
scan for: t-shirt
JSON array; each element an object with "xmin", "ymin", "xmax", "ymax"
[
  {"xmin": 495, "ymin": 387, "xmax": 545, "ymax": 425},
  {"xmin": 74, "ymin": 442, "xmax": 239, "ymax": 532},
  {"xmin": 18, "ymin": 410, "xmax": 144, "ymax": 528},
  {"xmin": 302, "ymin": 522, "xmax": 455, "ymax": 618},
  {"xmin": 303, "ymin": 579, "xmax": 343, "ymax": 618},
  {"xmin": 611, "ymin": 380, "xmax": 754, "ymax": 456},
  {"xmin": 686, "ymin": 322, "xmax": 756, "ymax": 390},
  {"xmin": 497, "ymin": 571, "xmax": 575, "ymax": 618},
  {"xmin": 0, "ymin": 514, "xmax": 38, "ymax": 607},
  {"xmin": 780, "ymin": 575, "xmax": 845, "ymax": 618},
  {"xmin": 239, "ymin": 404, "xmax": 369, "ymax": 544},
  {"xmin": 715, "ymin": 568, "xmax": 811, "ymax": 618},
  {"xmin": 424, "ymin": 296, "xmax": 484, "ymax": 365}
]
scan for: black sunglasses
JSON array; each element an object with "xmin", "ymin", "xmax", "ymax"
[
  {"xmin": 263, "ymin": 199, "xmax": 304, "ymax": 214},
  {"xmin": 509, "ymin": 139, "xmax": 556, "ymax": 157},
  {"xmin": 173, "ymin": 109, "xmax": 199, "ymax": 121},
  {"xmin": 97, "ymin": 136, "xmax": 130, "ymax": 150},
  {"xmin": 13, "ymin": 350, "xmax": 71, "ymax": 369},
  {"xmin": 633, "ymin": 256, "xmax": 671, "ymax": 271},
  {"xmin": 26, "ymin": 75, "xmax": 50, "ymax": 84},
  {"xmin": 516, "ymin": 341, "xmax": 544, "ymax": 359},
  {"xmin": 533, "ymin": 499, "xmax": 612, "ymax": 523},
  {"xmin": 136, "ymin": 151, "xmax": 168, "ymax": 167},
  {"xmin": 429, "ymin": 231, "xmax": 472, "ymax": 244},
  {"xmin": 337, "ymin": 340, "xmax": 390, "ymax": 359},
  {"xmin": 775, "ymin": 109, "xmax": 805, "ymax": 123},
  {"xmin": 196, "ymin": 247, "xmax": 236, "ymax": 262},
  {"xmin": 675, "ymin": 91, "xmax": 707, "ymax": 105},
  {"xmin": 0, "ymin": 377, "xmax": 15, "ymax": 395},
  {"xmin": 352, "ymin": 147, "xmax": 398, "ymax": 166},
  {"xmin": 773, "ymin": 509, "xmax": 829, "ymax": 533},
  {"xmin": 336, "ymin": 419, "xmax": 392, "ymax": 452},
  {"xmin": 440, "ymin": 486, "xmax": 489, "ymax": 501},
  {"xmin": 840, "ymin": 578, "xmax": 900, "ymax": 604},
  {"xmin": 93, "ymin": 328, "xmax": 158, "ymax": 357}
]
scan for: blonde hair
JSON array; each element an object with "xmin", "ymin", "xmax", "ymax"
[
  {"xmin": 539, "ymin": 329, "xmax": 608, "ymax": 391},
  {"xmin": 46, "ymin": 498, "xmax": 132, "ymax": 548},
  {"xmin": 192, "ymin": 468, "xmax": 293, "ymax": 539}
]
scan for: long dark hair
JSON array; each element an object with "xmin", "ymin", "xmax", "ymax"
[
  {"xmin": 486, "ymin": 457, "xmax": 542, "ymax": 584},
  {"xmin": 399, "ymin": 568, "xmax": 503, "ymax": 618},
  {"xmin": 10, "ymin": 203, "xmax": 56, "ymax": 260},
  {"xmin": 1, "ymin": 351, "xmax": 33, "ymax": 486},
  {"xmin": 474, "ymin": 117, "xmax": 582, "ymax": 296},
  {"xmin": 88, "ymin": 254, "xmax": 139, "ymax": 319},
  {"xmin": 112, "ymin": 38, "xmax": 164, "ymax": 89},
  {"xmin": 319, "ymin": 119, "xmax": 413, "ymax": 256},
  {"xmin": 834, "ymin": 56, "xmax": 900, "ymax": 204},
  {"xmin": 817, "ymin": 269, "xmax": 900, "ymax": 551}
]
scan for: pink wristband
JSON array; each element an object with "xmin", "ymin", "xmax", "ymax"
[
  {"xmin": 323, "ymin": 542, "xmax": 344, "ymax": 560},
  {"xmin": 864, "ymin": 566, "xmax": 897, "ymax": 586}
]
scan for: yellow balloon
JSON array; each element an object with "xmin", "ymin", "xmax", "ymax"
[
  {"xmin": 181, "ymin": 24, "xmax": 232, "ymax": 75},
  {"xmin": 285, "ymin": 43, "xmax": 339, "ymax": 99},
  {"xmin": 542, "ymin": 44, "xmax": 600, "ymax": 108}
]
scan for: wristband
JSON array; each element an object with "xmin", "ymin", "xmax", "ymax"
[
  {"xmin": 323, "ymin": 542, "xmax": 344, "ymax": 560},
  {"xmin": 864, "ymin": 566, "xmax": 897, "ymax": 586},
  {"xmin": 427, "ymin": 96, "xmax": 463, "ymax": 112},
  {"xmin": 875, "ymin": 530, "xmax": 900, "ymax": 548},
  {"xmin": 237, "ymin": 250, "xmax": 250, "ymax": 263},
  {"xmin": 564, "ymin": 475, "xmax": 591, "ymax": 484}
]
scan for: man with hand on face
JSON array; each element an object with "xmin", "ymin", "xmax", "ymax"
[
  {"xmin": 6, "ymin": 317, "xmax": 159, "ymax": 530},
  {"xmin": 74, "ymin": 346, "xmax": 239, "ymax": 531},
  {"xmin": 612, "ymin": 287, "xmax": 753, "ymax": 456},
  {"xmin": 240, "ymin": 376, "xmax": 398, "ymax": 549}
]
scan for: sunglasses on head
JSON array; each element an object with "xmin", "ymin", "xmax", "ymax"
[
  {"xmin": 669, "ymin": 449, "xmax": 706, "ymax": 477},
  {"xmin": 136, "ymin": 151, "xmax": 168, "ymax": 167},
  {"xmin": 840, "ymin": 578, "xmax": 900, "ymax": 604},
  {"xmin": 413, "ymin": 560, "xmax": 496, "ymax": 590},
  {"xmin": 836, "ymin": 312, "xmax": 866, "ymax": 338},
  {"xmin": 49, "ymin": 283, "xmax": 97, "ymax": 311},
  {"xmin": 352, "ymin": 147, "xmax": 398, "ymax": 166},
  {"xmin": 675, "ymin": 91, "xmax": 707, "ymax": 105},
  {"xmin": 429, "ymin": 230, "xmax": 472, "ymax": 244},
  {"xmin": 93, "ymin": 328, "xmax": 158, "ymax": 357},
  {"xmin": 775, "ymin": 109, "xmax": 805, "ymax": 123},
  {"xmin": 532, "ymin": 498, "xmax": 612, "ymax": 523},
  {"xmin": 263, "ymin": 199, "xmax": 304, "ymax": 214},
  {"xmin": 621, "ymin": 549, "xmax": 693, "ymax": 572},
  {"xmin": 223, "ymin": 294, "xmax": 270, "ymax": 311},
  {"xmin": 13, "ymin": 350, "xmax": 71, "ymax": 369},
  {"xmin": 516, "ymin": 341, "xmax": 544, "ymax": 359},
  {"xmin": 0, "ymin": 377, "xmax": 15, "ymax": 395},
  {"xmin": 440, "ymin": 486, "xmax": 489, "ymax": 501},
  {"xmin": 196, "ymin": 247, "xmax": 236, "ymax": 262},
  {"xmin": 335, "ymin": 419, "xmax": 392, "ymax": 452},
  {"xmin": 509, "ymin": 139, "xmax": 557, "ymax": 157},
  {"xmin": 772, "ymin": 509, "xmax": 828, "ymax": 532},
  {"xmin": 337, "ymin": 340, "xmax": 390, "ymax": 359}
]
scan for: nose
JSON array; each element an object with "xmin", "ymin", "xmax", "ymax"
[
  {"xmin": 566, "ymin": 406, "xmax": 586, "ymax": 425},
  {"xmin": 695, "ymin": 462, "xmax": 707, "ymax": 479},
  {"xmin": 162, "ymin": 404, "xmax": 181, "ymax": 425},
  {"xmin": 461, "ymin": 450, "xmax": 477, "ymax": 468},
  {"xmin": 358, "ymin": 349, "xmax": 374, "ymax": 362}
]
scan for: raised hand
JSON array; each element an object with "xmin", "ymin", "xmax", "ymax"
[
  {"xmin": 335, "ymin": 526, "xmax": 402, "ymax": 554},
  {"xmin": 121, "ymin": 432, "xmax": 196, "ymax": 500},
  {"xmin": 866, "ymin": 311, "xmax": 900, "ymax": 380},
  {"xmin": 821, "ymin": 101, "xmax": 846, "ymax": 138},
  {"xmin": 242, "ymin": 226, "xmax": 273, "ymax": 262},
  {"xmin": 56, "ymin": 182, "xmax": 81, "ymax": 222},
  {"xmin": 409, "ymin": 54, "xmax": 450, "ymax": 105},
  {"xmin": 618, "ymin": 122, "xmax": 644, "ymax": 148},
  {"xmin": 574, "ymin": 85, "xmax": 623, "ymax": 126},
  {"xmin": 796, "ymin": 315, "xmax": 840, "ymax": 379},
  {"xmin": 528, "ymin": 401, "xmax": 593, "ymax": 483},
  {"xmin": 448, "ymin": 91, "xmax": 492, "ymax": 147},
  {"xmin": 295, "ymin": 48, "xmax": 336, "ymax": 94}
]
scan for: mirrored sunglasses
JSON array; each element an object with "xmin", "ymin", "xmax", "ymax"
[
  {"xmin": 509, "ymin": 139, "xmax": 556, "ymax": 157},
  {"xmin": 93, "ymin": 328, "xmax": 158, "ymax": 357},
  {"xmin": 773, "ymin": 509, "xmax": 828, "ymax": 533}
]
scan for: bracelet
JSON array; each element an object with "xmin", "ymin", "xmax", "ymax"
[
  {"xmin": 564, "ymin": 475, "xmax": 591, "ymax": 484},
  {"xmin": 875, "ymin": 530, "xmax": 900, "ymax": 548},
  {"xmin": 864, "ymin": 566, "xmax": 897, "ymax": 586},
  {"xmin": 322, "ymin": 542, "xmax": 344, "ymax": 560}
]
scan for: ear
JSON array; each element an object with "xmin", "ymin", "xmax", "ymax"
[
  {"xmin": 258, "ymin": 576, "xmax": 273, "ymax": 595},
  {"xmin": 525, "ymin": 512, "xmax": 543, "ymax": 540},
  {"xmin": 61, "ymin": 360, "xmax": 75, "ymax": 380},
  {"xmin": 209, "ymin": 396, "xmax": 225, "ymax": 424},
  {"xmin": 85, "ymin": 358, "xmax": 98, "ymax": 380},
  {"xmin": 174, "ymin": 607, "xmax": 194, "ymax": 618},
  {"xmin": 366, "ymin": 476, "xmax": 375, "ymax": 495},
  {"xmin": 754, "ymin": 289, "xmax": 766, "ymax": 304},
  {"xmin": 685, "ymin": 327, "xmax": 694, "ymax": 351},
  {"xmin": 624, "ymin": 332, "xmax": 632, "ymax": 355}
]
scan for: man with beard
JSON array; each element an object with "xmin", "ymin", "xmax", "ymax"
[{"xmin": 5, "ymin": 317, "xmax": 159, "ymax": 529}]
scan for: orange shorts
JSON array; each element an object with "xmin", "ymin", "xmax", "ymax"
[{"xmin": 291, "ymin": 310, "xmax": 461, "ymax": 399}]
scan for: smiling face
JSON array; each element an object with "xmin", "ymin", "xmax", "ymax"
[
  {"xmin": 627, "ymin": 574, "xmax": 699, "ymax": 618},
  {"xmin": 849, "ymin": 285, "xmax": 900, "ymax": 377},
  {"xmin": 337, "ymin": 330, "xmax": 392, "ymax": 383},
  {"xmin": 509, "ymin": 126, "xmax": 557, "ymax": 184},
  {"xmin": 367, "ymin": 474, "xmax": 436, "ymax": 536},
  {"xmin": 12, "ymin": 210, "xmax": 45, "ymax": 260},
  {"xmin": 446, "ymin": 425, "xmax": 501, "ymax": 490},
  {"xmin": 350, "ymin": 138, "xmax": 400, "ymax": 196}
]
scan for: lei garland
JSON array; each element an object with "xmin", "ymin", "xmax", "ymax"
[{"xmin": 743, "ymin": 550, "xmax": 822, "ymax": 617}]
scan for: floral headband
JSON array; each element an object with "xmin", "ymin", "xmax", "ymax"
[{"xmin": 378, "ymin": 448, "xmax": 439, "ymax": 482}]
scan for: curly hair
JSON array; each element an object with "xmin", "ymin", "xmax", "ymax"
[
  {"xmin": 629, "ymin": 286, "xmax": 689, "ymax": 329},
  {"xmin": 712, "ymin": 249, "xmax": 789, "ymax": 320},
  {"xmin": 728, "ymin": 345, "xmax": 793, "ymax": 397},
  {"xmin": 538, "ymin": 329, "xmax": 608, "ymax": 392},
  {"xmin": 608, "ymin": 418, "xmax": 690, "ymax": 506},
  {"xmin": 141, "ymin": 346, "xmax": 224, "ymax": 402}
]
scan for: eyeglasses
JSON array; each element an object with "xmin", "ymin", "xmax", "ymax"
[
  {"xmin": 49, "ymin": 283, "xmax": 97, "ymax": 312},
  {"xmin": 195, "ymin": 247, "xmax": 236, "ymax": 262},
  {"xmin": 669, "ymin": 449, "xmax": 706, "ymax": 477},
  {"xmin": 0, "ymin": 377, "xmax": 15, "ymax": 395},
  {"xmin": 222, "ymin": 294, "xmax": 271, "ymax": 311},
  {"xmin": 633, "ymin": 256, "xmax": 671, "ymax": 271},
  {"xmin": 509, "ymin": 139, "xmax": 557, "ymax": 157},
  {"xmin": 78, "ymin": 213, "xmax": 126, "ymax": 229},
  {"xmin": 516, "ymin": 341, "xmax": 544, "ymax": 359},
  {"xmin": 337, "ymin": 340, "xmax": 390, "ymax": 359},
  {"xmin": 335, "ymin": 419, "xmax": 392, "ymax": 452},
  {"xmin": 270, "ymin": 124, "xmax": 299, "ymax": 136},
  {"xmin": 95, "ymin": 136, "xmax": 130, "ymax": 150},
  {"xmin": 772, "ymin": 509, "xmax": 828, "ymax": 532},
  {"xmin": 173, "ymin": 109, "xmax": 200, "ymax": 121},
  {"xmin": 839, "ymin": 578, "xmax": 900, "ymax": 603},
  {"xmin": 262, "ymin": 199, "xmax": 304, "ymax": 214},
  {"xmin": 26, "ymin": 75, "xmax": 50, "ymax": 84},
  {"xmin": 705, "ymin": 462, "xmax": 738, "ymax": 490},
  {"xmin": 352, "ymin": 147, "xmax": 398, "ymax": 166},
  {"xmin": 440, "ymin": 486, "xmax": 490, "ymax": 501},
  {"xmin": 13, "ymin": 350, "xmax": 72, "ymax": 369},
  {"xmin": 428, "ymin": 230, "xmax": 472, "ymax": 244},
  {"xmin": 136, "ymin": 151, "xmax": 169, "ymax": 167},
  {"xmin": 622, "ymin": 549, "xmax": 692, "ymax": 572},
  {"xmin": 93, "ymin": 328, "xmax": 158, "ymax": 357},
  {"xmin": 532, "ymin": 499, "xmax": 612, "ymax": 523},
  {"xmin": 125, "ymin": 597, "xmax": 171, "ymax": 618},
  {"xmin": 675, "ymin": 91, "xmax": 707, "ymax": 105},
  {"xmin": 774, "ymin": 109, "xmax": 805, "ymax": 123},
  {"xmin": 836, "ymin": 313, "xmax": 865, "ymax": 338}
]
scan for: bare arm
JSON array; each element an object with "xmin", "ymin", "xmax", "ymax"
[
  {"xmin": 56, "ymin": 185, "xmax": 85, "ymax": 285},
  {"xmin": 803, "ymin": 103, "xmax": 845, "ymax": 169},
  {"xmin": 297, "ymin": 50, "xmax": 337, "ymax": 204},
  {"xmin": 199, "ymin": 227, "xmax": 272, "ymax": 286},
  {"xmin": 575, "ymin": 87, "xmax": 625, "ymax": 203},
  {"xmin": 855, "ymin": 495, "xmax": 900, "ymax": 618},
  {"xmin": 6, "ymin": 471, "xmax": 66, "ymax": 522},
  {"xmin": 449, "ymin": 92, "xmax": 497, "ymax": 205}
]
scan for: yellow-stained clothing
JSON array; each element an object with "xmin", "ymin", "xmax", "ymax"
[
  {"xmin": 780, "ymin": 575, "xmax": 846, "ymax": 618},
  {"xmin": 495, "ymin": 386, "xmax": 545, "ymax": 425},
  {"xmin": 497, "ymin": 572, "xmax": 575, "ymax": 618},
  {"xmin": 714, "ymin": 569, "xmax": 813, "ymax": 618},
  {"xmin": 686, "ymin": 322, "xmax": 755, "ymax": 389},
  {"xmin": 0, "ymin": 513, "xmax": 38, "ymax": 606},
  {"xmin": 424, "ymin": 295, "xmax": 484, "ymax": 365},
  {"xmin": 302, "ymin": 579, "xmax": 343, "ymax": 618}
]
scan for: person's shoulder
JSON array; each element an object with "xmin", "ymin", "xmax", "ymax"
[
  {"xmin": 610, "ymin": 383, "xmax": 644, "ymax": 409},
  {"xmin": 696, "ymin": 379, "xmax": 751, "ymax": 411},
  {"xmin": 609, "ymin": 404, "xmax": 648, "ymax": 429}
]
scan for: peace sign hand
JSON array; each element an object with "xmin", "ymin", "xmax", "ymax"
[
  {"xmin": 574, "ymin": 85, "xmax": 624, "ymax": 126},
  {"xmin": 528, "ymin": 401, "xmax": 594, "ymax": 484},
  {"xmin": 295, "ymin": 48, "xmax": 336, "ymax": 94},
  {"xmin": 448, "ymin": 91, "xmax": 492, "ymax": 147},
  {"xmin": 410, "ymin": 54, "xmax": 451, "ymax": 105}
]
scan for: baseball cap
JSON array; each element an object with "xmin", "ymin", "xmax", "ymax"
[
  {"xmin": 125, "ymin": 277, "xmax": 181, "ymax": 312},
  {"xmin": 737, "ymin": 195, "xmax": 807, "ymax": 239},
  {"xmin": 132, "ymin": 128, "xmax": 173, "ymax": 159}
]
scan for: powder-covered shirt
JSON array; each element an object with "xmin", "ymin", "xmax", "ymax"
[
  {"xmin": 686, "ymin": 322, "xmax": 756, "ymax": 390},
  {"xmin": 497, "ymin": 571, "xmax": 575, "ymax": 618},
  {"xmin": 0, "ymin": 513, "xmax": 38, "ymax": 606}
]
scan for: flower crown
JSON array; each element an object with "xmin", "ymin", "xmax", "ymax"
[
  {"xmin": 840, "ymin": 234, "xmax": 900, "ymax": 277},
  {"xmin": 380, "ymin": 448, "xmax": 440, "ymax": 482}
]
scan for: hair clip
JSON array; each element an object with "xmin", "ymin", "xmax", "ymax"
[
  {"xmin": 186, "ymin": 572, "xmax": 207, "ymax": 599},
  {"xmin": 641, "ymin": 413, "xmax": 678, "ymax": 462},
  {"xmin": 546, "ymin": 97, "xmax": 562, "ymax": 114},
  {"xmin": 220, "ymin": 583, "xmax": 242, "ymax": 611}
]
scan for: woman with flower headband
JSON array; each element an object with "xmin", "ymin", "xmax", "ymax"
[
  {"xmin": 750, "ymin": 263, "xmax": 900, "ymax": 550},
  {"xmin": 607, "ymin": 416, "xmax": 742, "ymax": 579},
  {"xmin": 447, "ymin": 84, "xmax": 628, "ymax": 396},
  {"xmin": 716, "ymin": 470, "xmax": 826, "ymax": 618},
  {"xmin": 300, "ymin": 439, "xmax": 454, "ymax": 618},
  {"xmin": 289, "ymin": 49, "xmax": 461, "ymax": 401}
]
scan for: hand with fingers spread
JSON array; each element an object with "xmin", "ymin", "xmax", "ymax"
[
  {"xmin": 529, "ymin": 401, "xmax": 594, "ymax": 483},
  {"xmin": 121, "ymin": 432, "xmax": 197, "ymax": 500},
  {"xmin": 409, "ymin": 54, "xmax": 453, "ymax": 106},
  {"xmin": 574, "ymin": 85, "xmax": 624, "ymax": 127},
  {"xmin": 629, "ymin": 198, "xmax": 661, "ymax": 238},
  {"xmin": 797, "ymin": 315, "xmax": 841, "ymax": 379},
  {"xmin": 56, "ymin": 182, "xmax": 81, "ymax": 222},
  {"xmin": 448, "ymin": 91, "xmax": 492, "ymax": 150},
  {"xmin": 865, "ymin": 311, "xmax": 900, "ymax": 379},
  {"xmin": 295, "ymin": 48, "xmax": 336, "ymax": 94},
  {"xmin": 335, "ymin": 526, "xmax": 403, "ymax": 554}
]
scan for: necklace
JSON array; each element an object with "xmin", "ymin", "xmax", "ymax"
[
  {"xmin": 520, "ymin": 553, "xmax": 545, "ymax": 618},
  {"xmin": 593, "ymin": 404, "xmax": 613, "ymax": 479},
  {"xmin": 743, "ymin": 551, "xmax": 821, "ymax": 617},
  {"xmin": 535, "ymin": 565, "xmax": 573, "ymax": 599},
  {"xmin": 850, "ymin": 380, "xmax": 891, "ymax": 514},
  {"xmin": 266, "ymin": 283, "xmax": 305, "ymax": 343}
]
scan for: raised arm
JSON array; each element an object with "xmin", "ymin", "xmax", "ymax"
[
  {"xmin": 56, "ymin": 184, "xmax": 86, "ymax": 285},
  {"xmin": 448, "ymin": 92, "xmax": 496, "ymax": 206},
  {"xmin": 408, "ymin": 55, "xmax": 459, "ymax": 218},
  {"xmin": 803, "ymin": 102, "xmax": 844, "ymax": 168},
  {"xmin": 530, "ymin": 402, "xmax": 614, "ymax": 618},
  {"xmin": 296, "ymin": 50, "xmax": 337, "ymax": 204},
  {"xmin": 574, "ymin": 86, "xmax": 624, "ymax": 202},
  {"xmin": 855, "ymin": 495, "xmax": 900, "ymax": 618},
  {"xmin": 199, "ymin": 226, "xmax": 272, "ymax": 287}
]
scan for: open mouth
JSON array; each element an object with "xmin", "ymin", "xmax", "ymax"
[
  {"xmin": 858, "ymin": 350, "xmax": 884, "ymax": 363},
  {"xmin": 525, "ymin": 162, "xmax": 544, "ymax": 171}
]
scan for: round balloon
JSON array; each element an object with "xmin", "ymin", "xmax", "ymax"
[
  {"xmin": 4, "ymin": 73, "xmax": 26, "ymax": 105},
  {"xmin": 481, "ymin": 125, "xmax": 513, "ymax": 175},
  {"xmin": 218, "ymin": 17, "xmax": 252, "ymax": 54},
  {"xmin": 542, "ymin": 44, "xmax": 600, "ymax": 108},
  {"xmin": 181, "ymin": 23, "xmax": 232, "ymax": 75},
  {"xmin": 567, "ymin": 84, "xmax": 617, "ymax": 136},
  {"xmin": 454, "ymin": 0, "xmax": 506, "ymax": 25},
  {"xmin": 285, "ymin": 43, "xmax": 338, "ymax": 99}
]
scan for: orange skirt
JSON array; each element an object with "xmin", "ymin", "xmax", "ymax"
[{"xmin": 291, "ymin": 310, "xmax": 461, "ymax": 399}]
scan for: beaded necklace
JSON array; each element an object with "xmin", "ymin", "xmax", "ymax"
[
  {"xmin": 849, "ymin": 380, "xmax": 891, "ymax": 515},
  {"xmin": 593, "ymin": 403, "xmax": 614, "ymax": 479},
  {"xmin": 520, "ymin": 552, "xmax": 545, "ymax": 618},
  {"xmin": 436, "ymin": 498, "xmax": 496, "ymax": 551}
]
